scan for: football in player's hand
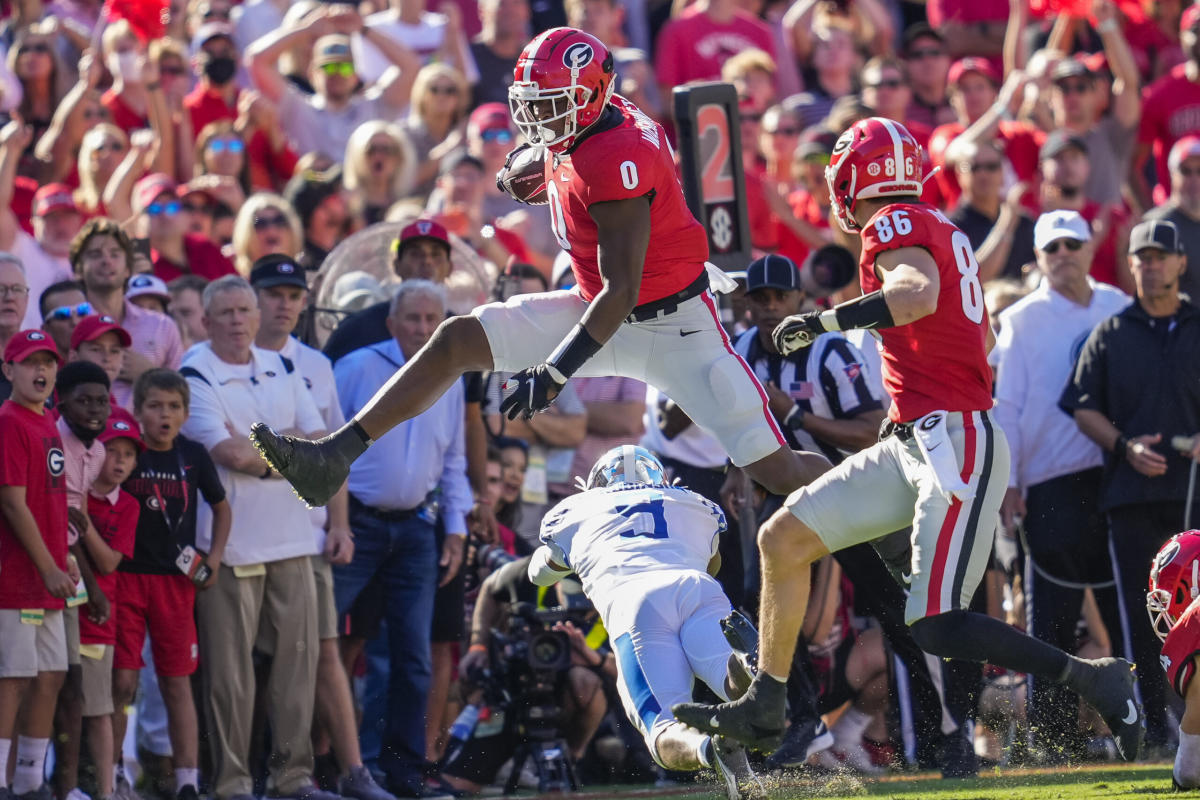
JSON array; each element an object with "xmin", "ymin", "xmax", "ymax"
[{"xmin": 496, "ymin": 144, "xmax": 549, "ymax": 205}]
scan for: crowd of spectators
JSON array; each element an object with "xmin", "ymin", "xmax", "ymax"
[{"xmin": 1, "ymin": 0, "xmax": 1200, "ymax": 796}]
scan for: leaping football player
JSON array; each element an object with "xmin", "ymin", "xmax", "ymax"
[
  {"xmin": 249, "ymin": 27, "xmax": 827, "ymax": 509},
  {"xmin": 1148, "ymin": 530, "xmax": 1200, "ymax": 789},
  {"xmin": 527, "ymin": 445, "xmax": 761, "ymax": 800},
  {"xmin": 673, "ymin": 117, "xmax": 1147, "ymax": 763}
]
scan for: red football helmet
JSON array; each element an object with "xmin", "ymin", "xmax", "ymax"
[
  {"xmin": 509, "ymin": 28, "xmax": 615, "ymax": 153},
  {"xmin": 1147, "ymin": 530, "xmax": 1200, "ymax": 641},
  {"xmin": 825, "ymin": 117, "xmax": 925, "ymax": 233}
]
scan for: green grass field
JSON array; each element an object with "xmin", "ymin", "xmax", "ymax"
[{"xmin": 535, "ymin": 763, "xmax": 1199, "ymax": 799}]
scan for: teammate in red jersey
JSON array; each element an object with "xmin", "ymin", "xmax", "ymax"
[
  {"xmin": 249, "ymin": 27, "xmax": 827, "ymax": 508},
  {"xmin": 1148, "ymin": 530, "xmax": 1200, "ymax": 789},
  {"xmin": 674, "ymin": 117, "xmax": 1147, "ymax": 762}
]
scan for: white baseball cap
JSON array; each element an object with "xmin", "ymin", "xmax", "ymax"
[{"xmin": 1034, "ymin": 209, "xmax": 1091, "ymax": 251}]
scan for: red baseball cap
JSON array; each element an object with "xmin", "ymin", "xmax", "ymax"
[
  {"xmin": 33, "ymin": 183, "xmax": 80, "ymax": 217},
  {"xmin": 469, "ymin": 102, "xmax": 511, "ymax": 134},
  {"xmin": 133, "ymin": 173, "xmax": 178, "ymax": 214},
  {"xmin": 395, "ymin": 219, "xmax": 451, "ymax": 255},
  {"xmin": 948, "ymin": 57, "xmax": 1001, "ymax": 87},
  {"xmin": 4, "ymin": 329, "xmax": 64, "ymax": 364},
  {"xmin": 98, "ymin": 414, "xmax": 145, "ymax": 451},
  {"xmin": 70, "ymin": 314, "xmax": 132, "ymax": 351},
  {"xmin": 1184, "ymin": 3, "xmax": 1200, "ymax": 34}
]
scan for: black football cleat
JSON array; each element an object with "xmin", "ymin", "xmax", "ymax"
[
  {"xmin": 675, "ymin": 673, "xmax": 787, "ymax": 754},
  {"xmin": 763, "ymin": 716, "xmax": 833, "ymax": 770},
  {"xmin": 249, "ymin": 422, "xmax": 366, "ymax": 508},
  {"xmin": 1076, "ymin": 657, "xmax": 1145, "ymax": 762}
]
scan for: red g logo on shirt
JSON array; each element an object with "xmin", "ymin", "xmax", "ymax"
[{"xmin": 47, "ymin": 447, "xmax": 65, "ymax": 477}]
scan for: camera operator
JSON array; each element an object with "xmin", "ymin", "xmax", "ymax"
[{"xmin": 442, "ymin": 556, "xmax": 613, "ymax": 795}]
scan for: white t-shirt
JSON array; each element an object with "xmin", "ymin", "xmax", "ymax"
[
  {"xmin": 12, "ymin": 231, "xmax": 72, "ymax": 330},
  {"xmin": 276, "ymin": 84, "xmax": 403, "ymax": 160},
  {"xmin": 354, "ymin": 11, "xmax": 479, "ymax": 84}
]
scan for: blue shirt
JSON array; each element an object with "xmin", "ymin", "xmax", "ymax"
[{"xmin": 334, "ymin": 339, "xmax": 471, "ymax": 535}]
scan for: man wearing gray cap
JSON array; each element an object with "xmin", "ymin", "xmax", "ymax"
[
  {"xmin": 1061, "ymin": 218, "xmax": 1200, "ymax": 752},
  {"xmin": 993, "ymin": 209, "xmax": 1130, "ymax": 758}
]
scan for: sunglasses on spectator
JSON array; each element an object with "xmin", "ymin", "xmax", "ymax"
[
  {"xmin": 208, "ymin": 138, "xmax": 245, "ymax": 154},
  {"xmin": 960, "ymin": 160, "xmax": 1002, "ymax": 174},
  {"xmin": 160, "ymin": 64, "xmax": 187, "ymax": 76},
  {"xmin": 804, "ymin": 153, "xmax": 832, "ymax": 165},
  {"xmin": 47, "ymin": 302, "xmax": 92, "ymax": 322},
  {"xmin": 906, "ymin": 47, "xmax": 945, "ymax": 59},
  {"xmin": 368, "ymin": 143, "xmax": 398, "ymax": 157},
  {"xmin": 481, "ymin": 128, "xmax": 514, "ymax": 143},
  {"xmin": 766, "ymin": 127, "xmax": 801, "ymax": 136},
  {"xmin": 430, "ymin": 84, "xmax": 459, "ymax": 95},
  {"xmin": 182, "ymin": 201, "xmax": 213, "ymax": 214},
  {"xmin": 1042, "ymin": 239, "xmax": 1084, "ymax": 254},
  {"xmin": 18, "ymin": 42, "xmax": 51, "ymax": 55},
  {"xmin": 254, "ymin": 214, "xmax": 289, "ymax": 231},
  {"xmin": 1057, "ymin": 80, "xmax": 1091, "ymax": 95},
  {"xmin": 320, "ymin": 62, "xmax": 355, "ymax": 77},
  {"xmin": 202, "ymin": 8, "xmax": 230, "ymax": 18},
  {"xmin": 868, "ymin": 78, "xmax": 905, "ymax": 89},
  {"xmin": 147, "ymin": 201, "xmax": 181, "ymax": 217}
]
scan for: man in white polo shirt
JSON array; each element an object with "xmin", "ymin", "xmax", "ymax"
[
  {"xmin": 179, "ymin": 275, "xmax": 341, "ymax": 800},
  {"xmin": 993, "ymin": 209, "xmax": 1130, "ymax": 761}
]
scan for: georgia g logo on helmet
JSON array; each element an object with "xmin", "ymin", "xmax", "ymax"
[{"xmin": 563, "ymin": 42, "xmax": 594, "ymax": 70}]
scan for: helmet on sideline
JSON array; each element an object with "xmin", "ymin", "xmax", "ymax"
[
  {"xmin": 1147, "ymin": 530, "xmax": 1200, "ymax": 641},
  {"xmin": 586, "ymin": 445, "xmax": 666, "ymax": 490}
]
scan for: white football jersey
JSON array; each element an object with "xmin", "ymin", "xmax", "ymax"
[{"xmin": 539, "ymin": 484, "xmax": 727, "ymax": 610}]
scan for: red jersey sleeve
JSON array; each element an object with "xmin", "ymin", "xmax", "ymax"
[
  {"xmin": 1164, "ymin": 599, "xmax": 1200, "ymax": 697},
  {"xmin": 573, "ymin": 137, "xmax": 658, "ymax": 206},
  {"xmin": 1138, "ymin": 76, "xmax": 1168, "ymax": 145}
]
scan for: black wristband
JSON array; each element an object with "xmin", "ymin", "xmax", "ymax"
[
  {"xmin": 832, "ymin": 290, "xmax": 897, "ymax": 332},
  {"xmin": 547, "ymin": 324, "xmax": 603, "ymax": 380},
  {"xmin": 1114, "ymin": 435, "xmax": 1128, "ymax": 461}
]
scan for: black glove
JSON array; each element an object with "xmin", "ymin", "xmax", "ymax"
[
  {"xmin": 499, "ymin": 364, "xmax": 567, "ymax": 421},
  {"xmin": 772, "ymin": 312, "xmax": 826, "ymax": 355}
]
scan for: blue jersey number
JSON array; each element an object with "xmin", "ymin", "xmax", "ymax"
[{"xmin": 615, "ymin": 498, "xmax": 669, "ymax": 539}]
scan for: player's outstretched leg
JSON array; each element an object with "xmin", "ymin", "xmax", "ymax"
[
  {"xmin": 908, "ymin": 610, "xmax": 1146, "ymax": 761},
  {"xmin": 250, "ymin": 315, "xmax": 493, "ymax": 506},
  {"xmin": 655, "ymin": 723, "xmax": 763, "ymax": 800}
]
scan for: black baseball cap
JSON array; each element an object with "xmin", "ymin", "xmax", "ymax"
[
  {"xmin": 283, "ymin": 165, "xmax": 343, "ymax": 228},
  {"xmin": 1129, "ymin": 219, "xmax": 1185, "ymax": 255},
  {"xmin": 1039, "ymin": 130, "xmax": 1089, "ymax": 161},
  {"xmin": 250, "ymin": 254, "xmax": 308, "ymax": 290},
  {"xmin": 745, "ymin": 255, "xmax": 801, "ymax": 293}
]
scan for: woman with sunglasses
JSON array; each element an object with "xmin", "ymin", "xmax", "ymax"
[
  {"xmin": 6, "ymin": 25, "xmax": 71, "ymax": 177},
  {"xmin": 343, "ymin": 120, "xmax": 416, "ymax": 226},
  {"xmin": 404, "ymin": 62, "xmax": 471, "ymax": 196},
  {"xmin": 74, "ymin": 125, "xmax": 129, "ymax": 217},
  {"xmin": 130, "ymin": 172, "xmax": 237, "ymax": 282},
  {"xmin": 231, "ymin": 193, "xmax": 304, "ymax": 277},
  {"xmin": 195, "ymin": 121, "xmax": 253, "ymax": 197}
]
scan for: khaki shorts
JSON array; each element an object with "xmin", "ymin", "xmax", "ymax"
[
  {"xmin": 474, "ymin": 287, "xmax": 785, "ymax": 467},
  {"xmin": 64, "ymin": 605, "xmax": 80, "ymax": 666},
  {"xmin": 312, "ymin": 557, "xmax": 338, "ymax": 641},
  {"xmin": 80, "ymin": 644, "xmax": 114, "ymax": 717},
  {"xmin": 786, "ymin": 410, "xmax": 1010, "ymax": 624},
  {"xmin": 0, "ymin": 608, "xmax": 68, "ymax": 677}
]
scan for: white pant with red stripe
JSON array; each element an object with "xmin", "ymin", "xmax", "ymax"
[
  {"xmin": 785, "ymin": 409, "xmax": 1010, "ymax": 624},
  {"xmin": 473, "ymin": 287, "xmax": 785, "ymax": 466}
]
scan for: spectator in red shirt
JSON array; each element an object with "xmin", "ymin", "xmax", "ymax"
[
  {"xmin": 100, "ymin": 21, "xmax": 159, "ymax": 135},
  {"xmin": 77, "ymin": 416, "xmax": 141, "ymax": 800},
  {"xmin": 231, "ymin": 193, "xmax": 303, "ymax": 277},
  {"xmin": 927, "ymin": 0, "xmax": 1007, "ymax": 58},
  {"xmin": 654, "ymin": 0, "xmax": 775, "ymax": 98},
  {"xmin": 1134, "ymin": 3, "xmax": 1200, "ymax": 209},
  {"xmin": 759, "ymin": 105, "xmax": 804, "ymax": 187},
  {"xmin": 194, "ymin": 122, "xmax": 252, "ymax": 197},
  {"xmin": 1038, "ymin": 131, "xmax": 1132, "ymax": 291},
  {"xmin": 177, "ymin": 176, "xmax": 244, "ymax": 244},
  {"xmin": 773, "ymin": 128, "xmax": 835, "ymax": 269},
  {"xmin": 902, "ymin": 24, "xmax": 955, "ymax": 130},
  {"xmin": 184, "ymin": 22, "xmax": 241, "ymax": 138},
  {"xmin": 930, "ymin": 59, "xmax": 1042, "ymax": 211},
  {"xmin": 722, "ymin": 48, "xmax": 778, "ymax": 114},
  {"xmin": 132, "ymin": 173, "xmax": 238, "ymax": 282}
]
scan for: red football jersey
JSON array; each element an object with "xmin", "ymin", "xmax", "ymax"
[
  {"xmin": 79, "ymin": 489, "xmax": 139, "ymax": 645},
  {"xmin": 0, "ymin": 401, "xmax": 69, "ymax": 610},
  {"xmin": 859, "ymin": 203, "xmax": 994, "ymax": 422},
  {"xmin": 1138, "ymin": 64, "xmax": 1200, "ymax": 204},
  {"xmin": 545, "ymin": 95, "xmax": 709, "ymax": 305},
  {"xmin": 1163, "ymin": 597, "xmax": 1200, "ymax": 698}
]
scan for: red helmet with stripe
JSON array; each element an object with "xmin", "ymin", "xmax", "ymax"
[
  {"xmin": 825, "ymin": 117, "xmax": 925, "ymax": 233},
  {"xmin": 1148, "ymin": 530, "xmax": 1200, "ymax": 641},
  {"xmin": 509, "ymin": 28, "xmax": 615, "ymax": 153}
]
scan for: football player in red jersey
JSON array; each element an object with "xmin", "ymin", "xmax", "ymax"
[
  {"xmin": 1148, "ymin": 530, "xmax": 1200, "ymax": 789},
  {"xmin": 674, "ymin": 117, "xmax": 1147, "ymax": 762},
  {"xmin": 248, "ymin": 28, "xmax": 827, "ymax": 507}
]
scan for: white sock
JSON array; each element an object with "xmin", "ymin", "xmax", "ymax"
[
  {"xmin": 1176, "ymin": 728, "xmax": 1200, "ymax": 789},
  {"xmin": 0, "ymin": 738, "xmax": 11, "ymax": 789},
  {"xmin": 13, "ymin": 736, "xmax": 50, "ymax": 794},
  {"xmin": 175, "ymin": 768, "xmax": 199, "ymax": 791},
  {"xmin": 832, "ymin": 706, "xmax": 872, "ymax": 748}
]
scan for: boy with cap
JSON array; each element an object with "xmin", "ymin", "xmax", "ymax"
[
  {"xmin": 70, "ymin": 315, "xmax": 132, "ymax": 408},
  {"xmin": 77, "ymin": 417, "xmax": 142, "ymax": 800},
  {"xmin": 52, "ymin": 360, "xmax": 114, "ymax": 800},
  {"xmin": 0, "ymin": 329, "xmax": 74, "ymax": 800},
  {"xmin": 126, "ymin": 274, "xmax": 172, "ymax": 316}
]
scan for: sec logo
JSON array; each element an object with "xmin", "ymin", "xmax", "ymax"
[{"xmin": 47, "ymin": 448, "xmax": 65, "ymax": 476}]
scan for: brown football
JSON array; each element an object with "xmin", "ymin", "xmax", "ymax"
[{"xmin": 496, "ymin": 144, "xmax": 549, "ymax": 205}]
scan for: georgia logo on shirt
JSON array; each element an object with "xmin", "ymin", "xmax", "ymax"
[{"xmin": 47, "ymin": 447, "xmax": 65, "ymax": 476}]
